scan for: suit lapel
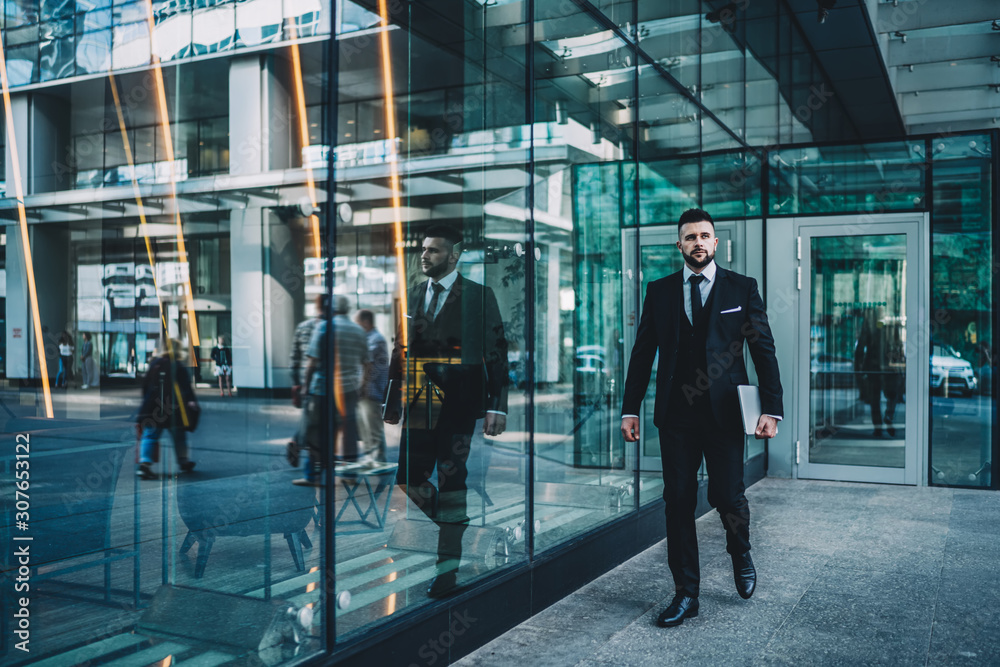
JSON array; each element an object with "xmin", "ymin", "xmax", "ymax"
[
  {"xmin": 411, "ymin": 280, "xmax": 429, "ymax": 318},
  {"xmin": 669, "ymin": 271, "xmax": 684, "ymax": 325},
  {"xmin": 436, "ymin": 273, "xmax": 464, "ymax": 324}
]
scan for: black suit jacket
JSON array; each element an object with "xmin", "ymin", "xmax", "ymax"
[
  {"xmin": 621, "ymin": 266, "xmax": 782, "ymax": 432},
  {"xmin": 389, "ymin": 272, "xmax": 509, "ymax": 417}
]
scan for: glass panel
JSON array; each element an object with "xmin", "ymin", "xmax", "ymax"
[
  {"xmin": 699, "ymin": 6, "xmax": 744, "ymax": 143},
  {"xmin": 770, "ymin": 141, "xmax": 925, "ymax": 216},
  {"xmin": 636, "ymin": 238, "xmax": 683, "ymax": 506},
  {"xmin": 330, "ymin": 0, "xmax": 529, "ymax": 639},
  {"xmin": 808, "ymin": 234, "xmax": 907, "ymax": 468},
  {"xmin": 533, "ymin": 0, "xmax": 633, "ymax": 552},
  {"xmin": 638, "ymin": 63, "xmax": 700, "ymax": 161},
  {"xmin": 702, "ymin": 150, "xmax": 761, "ymax": 219},
  {"xmin": 0, "ymin": 20, "xmax": 328, "ymax": 666},
  {"xmin": 636, "ymin": 0, "xmax": 701, "ymax": 91},
  {"xmin": 639, "ymin": 157, "xmax": 698, "ymax": 225},
  {"xmin": 929, "ymin": 134, "xmax": 993, "ymax": 487}
]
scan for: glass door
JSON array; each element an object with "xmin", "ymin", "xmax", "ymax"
[{"xmin": 797, "ymin": 222, "xmax": 924, "ymax": 484}]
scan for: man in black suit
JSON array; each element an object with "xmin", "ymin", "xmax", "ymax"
[
  {"xmin": 621, "ymin": 209, "xmax": 782, "ymax": 627},
  {"xmin": 385, "ymin": 224, "xmax": 508, "ymax": 597}
]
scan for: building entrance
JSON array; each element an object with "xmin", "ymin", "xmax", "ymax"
[{"xmin": 794, "ymin": 216, "xmax": 928, "ymax": 485}]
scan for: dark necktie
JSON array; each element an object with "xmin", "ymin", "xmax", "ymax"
[
  {"xmin": 689, "ymin": 274, "xmax": 705, "ymax": 322},
  {"xmin": 428, "ymin": 282, "xmax": 445, "ymax": 320}
]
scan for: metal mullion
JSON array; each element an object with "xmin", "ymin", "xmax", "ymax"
[
  {"xmin": 324, "ymin": 0, "xmax": 339, "ymax": 650},
  {"xmin": 525, "ymin": 0, "xmax": 537, "ymax": 562}
]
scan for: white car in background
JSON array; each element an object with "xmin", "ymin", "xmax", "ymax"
[{"xmin": 930, "ymin": 344, "xmax": 977, "ymax": 397}]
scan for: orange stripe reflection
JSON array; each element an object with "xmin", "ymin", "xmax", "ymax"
[
  {"xmin": 377, "ymin": 0, "xmax": 408, "ymax": 349},
  {"xmin": 287, "ymin": 23, "xmax": 322, "ymax": 259},
  {"xmin": 0, "ymin": 33, "xmax": 53, "ymax": 418},
  {"xmin": 108, "ymin": 73, "xmax": 167, "ymax": 335},
  {"xmin": 108, "ymin": 73, "xmax": 190, "ymax": 428},
  {"xmin": 143, "ymin": 0, "xmax": 200, "ymax": 347},
  {"xmin": 386, "ymin": 565, "xmax": 398, "ymax": 615}
]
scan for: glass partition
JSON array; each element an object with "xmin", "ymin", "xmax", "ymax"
[
  {"xmin": 0, "ymin": 36, "xmax": 330, "ymax": 664},
  {"xmin": 769, "ymin": 141, "xmax": 925, "ymax": 216},
  {"xmin": 928, "ymin": 135, "xmax": 993, "ymax": 487},
  {"xmin": 531, "ymin": 0, "xmax": 634, "ymax": 552},
  {"xmin": 329, "ymin": 0, "xmax": 530, "ymax": 638}
]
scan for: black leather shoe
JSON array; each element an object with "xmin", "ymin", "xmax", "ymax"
[
  {"xmin": 733, "ymin": 551, "xmax": 756, "ymax": 599},
  {"xmin": 427, "ymin": 572, "xmax": 461, "ymax": 599},
  {"xmin": 655, "ymin": 594, "xmax": 699, "ymax": 627}
]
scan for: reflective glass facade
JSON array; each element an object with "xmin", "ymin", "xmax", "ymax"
[{"xmin": 0, "ymin": 1, "xmax": 996, "ymax": 664}]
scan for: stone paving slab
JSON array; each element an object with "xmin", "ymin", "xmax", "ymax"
[{"xmin": 456, "ymin": 477, "xmax": 1000, "ymax": 667}]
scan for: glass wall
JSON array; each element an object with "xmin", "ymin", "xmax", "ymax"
[
  {"xmin": 0, "ymin": 0, "xmax": 996, "ymax": 664},
  {"xmin": 928, "ymin": 134, "xmax": 993, "ymax": 488}
]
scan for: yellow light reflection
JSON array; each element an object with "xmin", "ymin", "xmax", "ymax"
[
  {"xmin": 155, "ymin": 656, "xmax": 172, "ymax": 667},
  {"xmin": 0, "ymin": 33, "xmax": 53, "ymax": 417},
  {"xmin": 377, "ymin": 0, "xmax": 408, "ymax": 349},
  {"xmin": 287, "ymin": 22, "xmax": 322, "ymax": 259},
  {"xmin": 386, "ymin": 564, "xmax": 398, "ymax": 615},
  {"xmin": 143, "ymin": 0, "xmax": 200, "ymax": 347},
  {"xmin": 306, "ymin": 565, "xmax": 319, "ymax": 594},
  {"xmin": 108, "ymin": 73, "xmax": 191, "ymax": 428}
]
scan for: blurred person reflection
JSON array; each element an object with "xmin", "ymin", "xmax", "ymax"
[
  {"xmin": 80, "ymin": 332, "xmax": 96, "ymax": 389},
  {"xmin": 355, "ymin": 309, "xmax": 389, "ymax": 462},
  {"xmin": 287, "ymin": 295, "xmax": 324, "ymax": 468},
  {"xmin": 293, "ymin": 296, "xmax": 370, "ymax": 486},
  {"xmin": 384, "ymin": 224, "xmax": 509, "ymax": 598},
  {"xmin": 137, "ymin": 339, "xmax": 198, "ymax": 479},
  {"xmin": 56, "ymin": 331, "xmax": 74, "ymax": 388},
  {"xmin": 210, "ymin": 335, "xmax": 233, "ymax": 397},
  {"xmin": 854, "ymin": 306, "xmax": 904, "ymax": 438}
]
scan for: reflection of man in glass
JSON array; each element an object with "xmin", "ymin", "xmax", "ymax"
[
  {"xmin": 293, "ymin": 296, "xmax": 369, "ymax": 486},
  {"xmin": 384, "ymin": 224, "xmax": 509, "ymax": 598},
  {"xmin": 855, "ymin": 306, "xmax": 904, "ymax": 438}
]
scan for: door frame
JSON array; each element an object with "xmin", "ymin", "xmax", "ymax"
[{"xmin": 791, "ymin": 213, "xmax": 930, "ymax": 486}]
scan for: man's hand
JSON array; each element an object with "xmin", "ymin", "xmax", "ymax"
[
  {"xmin": 484, "ymin": 412, "xmax": 506, "ymax": 437},
  {"xmin": 383, "ymin": 405, "xmax": 401, "ymax": 425},
  {"xmin": 755, "ymin": 415, "xmax": 778, "ymax": 439},
  {"xmin": 291, "ymin": 385, "xmax": 302, "ymax": 408},
  {"xmin": 621, "ymin": 416, "xmax": 640, "ymax": 442}
]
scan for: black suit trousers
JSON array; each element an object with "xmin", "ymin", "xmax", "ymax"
[
  {"xmin": 659, "ymin": 409, "xmax": 750, "ymax": 598},
  {"xmin": 396, "ymin": 398, "xmax": 477, "ymax": 526}
]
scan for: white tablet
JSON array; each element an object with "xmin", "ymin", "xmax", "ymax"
[{"xmin": 737, "ymin": 385, "xmax": 762, "ymax": 436}]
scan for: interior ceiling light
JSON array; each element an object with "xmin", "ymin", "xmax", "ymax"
[
  {"xmin": 894, "ymin": 31, "xmax": 907, "ymax": 43},
  {"xmin": 817, "ymin": 0, "xmax": 836, "ymax": 24}
]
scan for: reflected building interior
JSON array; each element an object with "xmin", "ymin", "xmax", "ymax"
[{"xmin": 0, "ymin": 0, "xmax": 996, "ymax": 665}]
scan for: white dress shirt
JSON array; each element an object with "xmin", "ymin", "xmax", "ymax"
[
  {"xmin": 682, "ymin": 260, "xmax": 717, "ymax": 324},
  {"xmin": 424, "ymin": 269, "xmax": 459, "ymax": 319}
]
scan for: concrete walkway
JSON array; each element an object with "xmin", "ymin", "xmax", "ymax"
[{"xmin": 456, "ymin": 477, "xmax": 1000, "ymax": 666}]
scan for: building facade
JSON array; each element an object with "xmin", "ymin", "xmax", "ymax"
[{"xmin": 0, "ymin": 0, "xmax": 996, "ymax": 664}]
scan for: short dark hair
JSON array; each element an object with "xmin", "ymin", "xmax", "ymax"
[
  {"xmin": 677, "ymin": 208, "xmax": 715, "ymax": 237},
  {"xmin": 356, "ymin": 309, "xmax": 374, "ymax": 326},
  {"xmin": 423, "ymin": 224, "xmax": 464, "ymax": 247}
]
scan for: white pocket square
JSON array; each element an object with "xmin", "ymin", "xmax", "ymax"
[{"xmin": 720, "ymin": 306, "xmax": 742, "ymax": 314}]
